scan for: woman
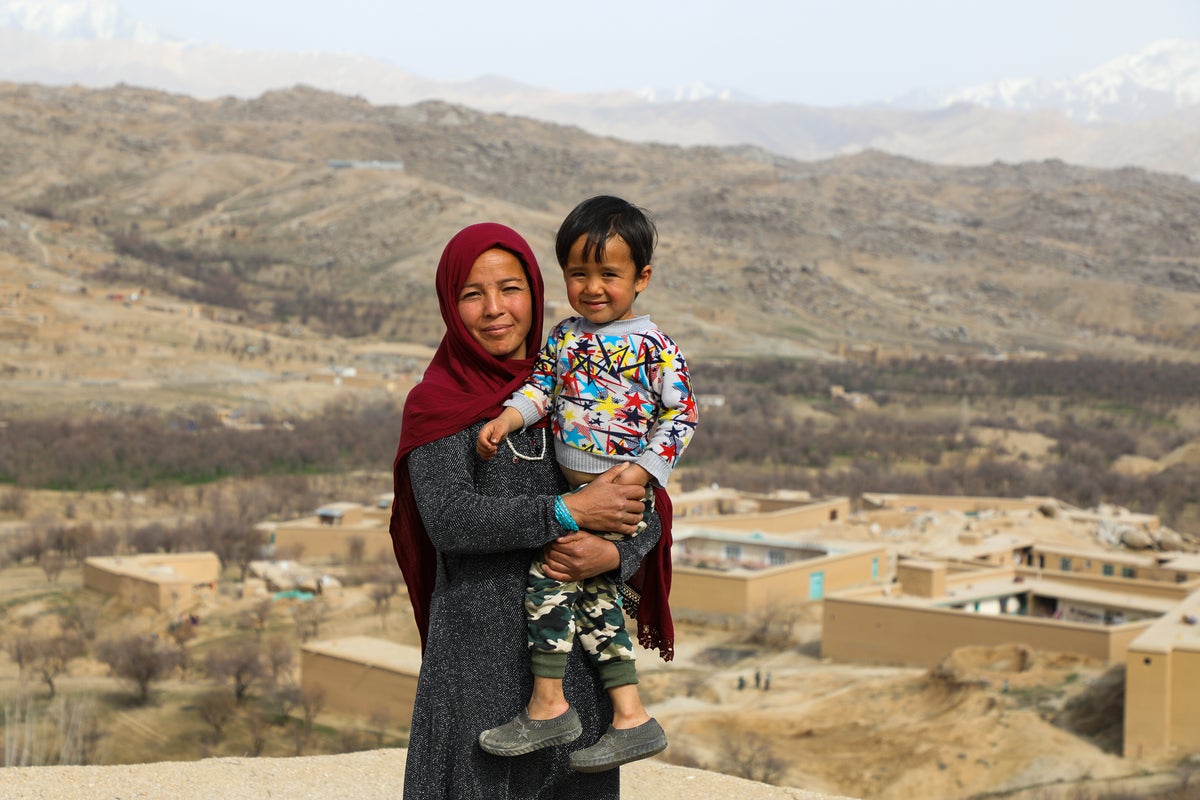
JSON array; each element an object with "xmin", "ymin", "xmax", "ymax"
[{"xmin": 390, "ymin": 222, "xmax": 672, "ymax": 799}]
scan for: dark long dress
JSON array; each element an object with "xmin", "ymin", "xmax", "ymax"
[{"xmin": 402, "ymin": 423, "xmax": 660, "ymax": 800}]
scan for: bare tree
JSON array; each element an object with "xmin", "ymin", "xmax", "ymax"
[
  {"xmin": 299, "ymin": 686, "xmax": 325, "ymax": 730},
  {"xmin": 721, "ymin": 731, "xmax": 786, "ymax": 785},
  {"xmin": 95, "ymin": 634, "xmax": 181, "ymax": 704},
  {"xmin": 17, "ymin": 528, "xmax": 48, "ymax": 565},
  {"xmin": 127, "ymin": 522, "xmax": 173, "ymax": 554},
  {"xmin": 7, "ymin": 633, "xmax": 36, "ymax": 678},
  {"xmin": 57, "ymin": 522, "xmax": 96, "ymax": 562},
  {"xmin": 367, "ymin": 709, "xmax": 394, "ymax": 748},
  {"xmin": 243, "ymin": 705, "xmax": 270, "ymax": 757},
  {"xmin": 291, "ymin": 598, "xmax": 329, "ymax": 643},
  {"xmin": 267, "ymin": 685, "xmax": 302, "ymax": 725},
  {"xmin": 292, "ymin": 686, "xmax": 326, "ymax": 756},
  {"xmin": 92, "ymin": 528, "xmax": 121, "ymax": 558},
  {"xmin": 32, "ymin": 634, "xmax": 86, "ymax": 699},
  {"xmin": 230, "ymin": 527, "xmax": 266, "ymax": 583},
  {"xmin": 746, "ymin": 597, "xmax": 806, "ymax": 650},
  {"xmin": 0, "ymin": 487, "xmax": 28, "ymax": 516},
  {"xmin": 238, "ymin": 599, "xmax": 274, "ymax": 641},
  {"xmin": 262, "ymin": 636, "xmax": 295, "ymax": 687},
  {"xmin": 60, "ymin": 601, "xmax": 101, "ymax": 644},
  {"xmin": 195, "ymin": 690, "xmax": 237, "ymax": 743},
  {"xmin": 7, "ymin": 633, "xmax": 85, "ymax": 700},
  {"xmin": 39, "ymin": 550, "xmax": 66, "ymax": 583},
  {"xmin": 205, "ymin": 639, "xmax": 267, "ymax": 703},
  {"xmin": 345, "ymin": 536, "xmax": 366, "ymax": 565},
  {"xmin": 373, "ymin": 562, "xmax": 403, "ymax": 593},
  {"xmin": 166, "ymin": 616, "xmax": 198, "ymax": 677},
  {"xmin": 235, "ymin": 484, "xmax": 273, "ymax": 526},
  {"xmin": 370, "ymin": 583, "xmax": 394, "ymax": 631}
]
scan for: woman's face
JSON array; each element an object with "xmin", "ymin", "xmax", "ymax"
[{"xmin": 456, "ymin": 248, "xmax": 533, "ymax": 360}]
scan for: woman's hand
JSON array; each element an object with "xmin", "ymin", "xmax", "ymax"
[
  {"xmin": 562, "ymin": 464, "xmax": 646, "ymax": 534},
  {"xmin": 542, "ymin": 533, "xmax": 620, "ymax": 581}
]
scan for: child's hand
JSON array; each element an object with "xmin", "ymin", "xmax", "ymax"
[
  {"xmin": 476, "ymin": 419, "xmax": 507, "ymax": 460},
  {"xmin": 614, "ymin": 464, "xmax": 652, "ymax": 488}
]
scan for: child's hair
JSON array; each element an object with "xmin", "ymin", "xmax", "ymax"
[{"xmin": 555, "ymin": 195, "xmax": 657, "ymax": 273}]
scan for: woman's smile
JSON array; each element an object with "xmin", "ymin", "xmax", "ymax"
[{"xmin": 457, "ymin": 248, "xmax": 533, "ymax": 359}]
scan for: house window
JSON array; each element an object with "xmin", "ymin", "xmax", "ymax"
[
  {"xmin": 809, "ymin": 571, "xmax": 825, "ymax": 601},
  {"xmin": 872, "ymin": 557, "xmax": 880, "ymax": 580},
  {"xmin": 1102, "ymin": 564, "xmax": 1114, "ymax": 577},
  {"xmin": 724, "ymin": 544, "xmax": 742, "ymax": 561},
  {"xmin": 1121, "ymin": 566, "xmax": 1136, "ymax": 579},
  {"xmin": 767, "ymin": 550, "xmax": 786, "ymax": 567},
  {"xmin": 1059, "ymin": 557, "xmax": 1072, "ymax": 571}
]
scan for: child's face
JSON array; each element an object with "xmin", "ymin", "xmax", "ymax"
[{"xmin": 562, "ymin": 233, "xmax": 652, "ymax": 326}]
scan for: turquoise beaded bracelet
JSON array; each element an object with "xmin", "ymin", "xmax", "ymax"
[{"xmin": 554, "ymin": 495, "xmax": 579, "ymax": 532}]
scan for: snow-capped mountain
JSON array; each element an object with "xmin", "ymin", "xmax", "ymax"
[
  {"xmin": 0, "ymin": 2, "xmax": 1197, "ymax": 179},
  {"xmin": 633, "ymin": 81, "xmax": 752, "ymax": 104},
  {"xmin": 0, "ymin": 0, "xmax": 162, "ymax": 44},
  {"xmin": 933, "ymin": 40, "xmax": 1200, "ymax": 123}
]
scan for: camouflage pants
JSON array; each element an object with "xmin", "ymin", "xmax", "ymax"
[
  {"xmin": 525, "ymin": 560, "xmax": 634, "ymax": 665},
  {"xmin": 524, "ymin": 485, "xmax": 653, "ymax": 666}
]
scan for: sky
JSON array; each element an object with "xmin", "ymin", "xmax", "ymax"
[{"xmin": 109, "ymin": 0, "xmax": 1200, "ymax": 106}]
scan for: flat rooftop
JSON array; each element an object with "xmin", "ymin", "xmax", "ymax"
[
  {"xmin": 927, "ymin": 534, "xmax": 1036, "ymax": 562},
  {"xmin": 882, "ymin": 574, "xmax": 1181, "ymax": 617},
  {"xmin": 302, "ymin": 636, "xmax": 423, "ymax": 674},
  {"xmin": 85, "ymin": 553, "xmax": 218, "ymax": 581},
  {"xmin": 1128, "ymin": 589, "xmax": 1200, "ymax": 654}
]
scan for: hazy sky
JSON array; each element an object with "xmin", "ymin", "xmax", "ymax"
[{"xmin": 115, "ymin": 0, "xmax": 1200, "ymax": 105}]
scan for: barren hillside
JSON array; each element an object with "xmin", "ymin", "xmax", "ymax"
[{"xmin": 0, "ymin": 82, "xmax": 1197, "ymax": 367}]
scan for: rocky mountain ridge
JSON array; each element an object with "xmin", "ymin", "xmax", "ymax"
[
  {"xmin": 0, "ymin": 82, "xmax": 1197, "ymax": 363},
  {"xmin": 1, "ymin": 12, "xmax": 1198, "ymax": 178}
]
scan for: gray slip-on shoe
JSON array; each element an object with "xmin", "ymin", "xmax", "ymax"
[
  {"xmin": 568, "ymin": 718, "xmax": 668, "ymax": 773},
  {"xmin": 479, "ymin": 706, "xmax": 583, "ymax": 756}
]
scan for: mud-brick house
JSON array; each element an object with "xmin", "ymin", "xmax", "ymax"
[
  {"xmin": 671, "ymin": 528, "xmax": 888, "ymax": 624},
  {"xmin": 82, "ymin": 552, "xmax": 221, "ymax": 612},
  {"xmin": 258, "ymin": 500, "xmax": 392, "ymax": 563},
  {"xmin": 1124, "ymin": 588, "xmax": 1200, "ymax": 760},
  {"xmin": 300, "ymin": 636, "xmax": 422, "ymax": 723}
]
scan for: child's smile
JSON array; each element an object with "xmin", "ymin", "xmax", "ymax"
[{"xmin": 562, "ymin": 233, "xmax": 653, "ymax": 326}]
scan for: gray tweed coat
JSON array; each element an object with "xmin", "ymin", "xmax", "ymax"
[{"xmin": 402, "ymin": 422, "xmax": 660, "ymax": 800}]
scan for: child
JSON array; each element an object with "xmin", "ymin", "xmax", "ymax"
[{"xmin": 476, "ymin": 196, "xmax": 698, "ymax": 772}]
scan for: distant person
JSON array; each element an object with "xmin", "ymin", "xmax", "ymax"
[
  {"xmin": 390, "ymin": 222, "xmax": 668, "ymax": 799},
  {"xmin": 476, "ymin": 196, "xmax": 697, "ymax": 772},
  {"xmin": 754, "ymin": 668, "xmax": 761, "ymax": 689}
]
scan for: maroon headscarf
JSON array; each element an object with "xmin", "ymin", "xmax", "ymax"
[{"xmin": 389, "ymin": 221, "xmax": 675, "ymax": 661}]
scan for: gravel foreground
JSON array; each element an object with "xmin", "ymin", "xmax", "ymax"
[{"xmin": 2, "ymin": 749, "xmax": 857, "ymax": 799}]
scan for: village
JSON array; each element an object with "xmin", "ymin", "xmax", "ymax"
[{"xmin": 58, "ymin": 481, "xmax": 1200, "ymax": 794}]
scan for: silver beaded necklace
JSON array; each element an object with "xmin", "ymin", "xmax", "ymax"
[{"xmin": 505, "ymin": 428, "xmax": 547, "ymax": 462}]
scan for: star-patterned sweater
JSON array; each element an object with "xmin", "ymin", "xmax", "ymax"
[{"xmin": 506, "ymin": 314, "xmax": 698, "ymax": 488}]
